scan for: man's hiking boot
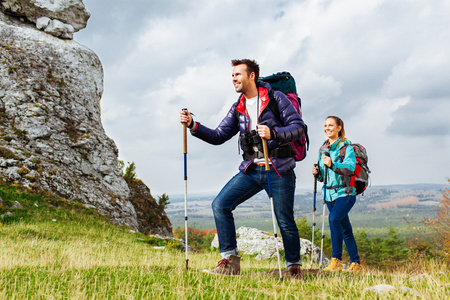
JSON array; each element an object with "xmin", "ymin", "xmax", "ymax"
[
  {"xmin": 288, "ymin": 264, "xmax": 302, "ymax": 280},
  {"xmin": 323, "ymin": 258, "xmax": 343, "ymax": 272},
  {"xmin": 203, "ymin": 255, "xmax": 240, "ymax": 276},
  {"xmin": 344, "ymin": 262, "xmax": 363, "ymax": 274}
]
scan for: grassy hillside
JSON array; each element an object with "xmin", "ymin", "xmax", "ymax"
[{"xmin": 1, "ymin": 182, "xmax": 449, "ymax": 298}]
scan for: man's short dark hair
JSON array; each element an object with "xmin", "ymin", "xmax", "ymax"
[{"xmin": 231, "ymin": 59, "xmax": 259, "ymax": 84}]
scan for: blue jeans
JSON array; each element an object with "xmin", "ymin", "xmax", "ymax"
[
  {"xmin": 326, "ymin": 196, "xmax": 360, "ymax": 263},
  {"xmin": 212, "ymin": 164, "xmax": 301, "ymax": 268}
]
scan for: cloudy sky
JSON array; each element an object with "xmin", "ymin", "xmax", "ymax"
[{"xmin": 75, "ymin": 0, "xmax": 450, "ymax": 197}]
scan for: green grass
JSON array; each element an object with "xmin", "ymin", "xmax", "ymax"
[{"xmin": 1, "ymin": 182, "xmax": 449, "ymax": 299}]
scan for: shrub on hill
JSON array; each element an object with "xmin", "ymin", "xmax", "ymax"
[
  {"xmin": 173, "ymin": 227, "xmax": 217, "ymax": 252},
  {"xmin": 406, "ymin": 178, "xmax": 450, "ymax": 262},
  {"xmin": 118, "ymin": 160, "xmax": 172, "ymax": 236},
  {"xmin": 297, "ymin": 217, "xmax": 411, "ymax": 270},
  {"xmin": 353, "ymin": 227, "xmax": 409, "ymax": 269},
  {"xmin": 296, "ymin": 217, "xmax": 332, "ymax": 258}
]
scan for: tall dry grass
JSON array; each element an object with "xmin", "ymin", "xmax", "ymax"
[{"xmin": 1, "ymin": 223, "xmax": 449, "ymax": 299}]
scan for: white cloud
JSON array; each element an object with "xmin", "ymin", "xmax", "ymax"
[
  {"xmin": 383, "ymin": 46, "xmax": 450, "ymax": 99},
  {"xmin": 299, "ymin": 70, "xmax": 343, "ymax": 107},
  {"xmin": 76, "ymin": 0, "xmax": 450, "ymax": 196}
]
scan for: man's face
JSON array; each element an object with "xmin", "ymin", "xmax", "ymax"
[{"xmin": 232, "ymin": 64, "xmax": 254, "ymax": 94}]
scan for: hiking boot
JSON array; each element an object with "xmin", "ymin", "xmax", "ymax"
[
  {"xmin": 289, "ymin": 264, "xmax": 302, "ymax": 280},
  {"xmin": 203, "ymin": 255, "xmax": 240, "ymax": 276},
  {"xmin": 344, "ymin": 262, "xmax": 363, "ymax": 274},
  {"xmin": 323, "ymin": 258, "xmax": 343, "ymax": 272}
]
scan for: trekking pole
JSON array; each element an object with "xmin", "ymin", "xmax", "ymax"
[
  {"xmin": 319, "ymin": 152, "xmax": 329, "ymax": 269},
  {"xmin": 182, "ymin": 108, "xmax": 189, "ymax": 270},
  {"xmin": 310, "ymin": 163, "xmax": 319, "ymax": 269},
  {"xmin": 262, "ymin": 137, "xmax": 283, "ymax": 280}
]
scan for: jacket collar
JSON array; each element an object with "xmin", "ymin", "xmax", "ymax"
[
  {"xmin": 321, "ymin": 138, "xmax": 350, "ymax": 152},
  {"xmin": 235, "ymin": 85, "xmax": 270, "ymax": 116}
]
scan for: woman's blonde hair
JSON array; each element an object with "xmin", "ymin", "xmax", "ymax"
[{"xmin": 326, "ymin": 116, "xmax": 345, "ymax": 146}]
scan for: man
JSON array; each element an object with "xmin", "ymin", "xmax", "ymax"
[{"xmin": 179, "ymin": 59, "xmax": 306, "ymax": 279}]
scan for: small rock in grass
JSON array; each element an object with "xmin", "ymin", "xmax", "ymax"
[
  {"xmin": 365, "ymin": 284, "xmax": 396, "ymax": 294},
  {"xmin": 410, "ymin": 273, "xmax": 429, "ymax": 281},
  {"xmin": 401, "ymin": 287, "xmax": 421, "ymax": 297},
  {"xmin": 12, "ymin": 201, "xmax": 24, "ymax": 209}
]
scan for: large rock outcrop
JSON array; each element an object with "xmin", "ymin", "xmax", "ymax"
[
  {"xmin": 0, "ymin": 5, "xmax": 172, "ymax": 236},
  {"xmin": 1, "ymin": 0, "xmax": 90, "ymax": 39}
]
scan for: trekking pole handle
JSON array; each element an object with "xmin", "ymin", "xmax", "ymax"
[
  {"xmin": 183, "ymin": 125, "xmax": 187, "ymax": 154},
  {"xmin": 323, "ymin": 152, "xmax": 330, "ymax": 185},
  {"xmin": 313, "ymin": 163, "xmax": 318, "ymax": 193},
  {"xmin": 182, "ymin": 108, "xmax": 188, "ymax": 154},
  {"xmin": 262, "ymin": 138, "xmax": 270, "ymax": 172},
  {"xmin": 259, "ymin": 122, "xmax": 271, "ymax": 171}
]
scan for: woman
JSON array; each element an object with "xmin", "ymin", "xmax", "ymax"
[{"xmin": 312, "ymin": 116, "xmax": 363, "ymax": 274}]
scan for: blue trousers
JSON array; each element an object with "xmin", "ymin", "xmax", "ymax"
[
  {"xmin": 212, "ymin": 164, "xmax": 301, "ymax": 268},
  {"xmin": 326, "ymin": 195, "xmax": 360, "ymax": 263}
]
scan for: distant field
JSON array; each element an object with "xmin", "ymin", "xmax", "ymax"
[{"xmin": 167, "ymin": 184, "xmax": 443, "ymax": 239}]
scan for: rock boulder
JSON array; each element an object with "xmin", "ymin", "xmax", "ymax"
[
  {"xmin": 1, "ymin": 0, "xmax": 90, "ymax": 39},
  {"xmin": 0, "ymin": 10, "xmax": 172, "ymax": 236},
  {"xmin": 211, "ymin": 226, "xmax": 329, "ymax": 265}
]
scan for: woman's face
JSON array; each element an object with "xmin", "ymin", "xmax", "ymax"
[{"xmin": 324, "ymin": 118, "xmax": 342, "ymax": 141}]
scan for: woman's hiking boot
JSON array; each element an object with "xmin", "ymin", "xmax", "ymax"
[
  {"xmin": 288, "ymin": 264, "xmax": 302, "ymax": 280},
  {"xmin": 323, "ymin": 258, "xmax": 343, "ymax": 272},
  {"xmin": 344, "ymin": 262, "xmax": 363, "ymax": 274},
  {"xmin": 203, "ymin": 255, "xmax": 240, "ymax": 276}
]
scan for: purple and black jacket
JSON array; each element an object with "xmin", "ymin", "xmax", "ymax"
[{"xmin": 190, "ymin": 81, "xmax": 306, "ymax": 177}]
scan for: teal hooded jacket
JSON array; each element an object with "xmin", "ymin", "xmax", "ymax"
[{"xmin": 317, "ymin": 138, "xmax": 356, "ymax": 201}]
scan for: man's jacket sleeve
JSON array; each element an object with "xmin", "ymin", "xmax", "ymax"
[{"xmin": 190, "ymin": 104, "xmax": 239, "ymax": 145}]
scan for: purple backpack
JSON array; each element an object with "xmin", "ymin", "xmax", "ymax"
[{"xmin": 261, "ymin": 72, "xmax": 309, "ymax": 161}]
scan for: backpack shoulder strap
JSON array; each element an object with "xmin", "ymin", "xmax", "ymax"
[
  {"xmin": 328, "ymin": 144, "xmax": 352, "ymax": 193},
  {"xmin": 267, "ymin": 89, "xmax": 281, "ymax": 121},
  {"xmin": 334, "ymin": 143, "xmax": 348, "ymax": 162},
  {"xmin": 268, "ymin": 89, "xmax": 310, "ymax": 151}
]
